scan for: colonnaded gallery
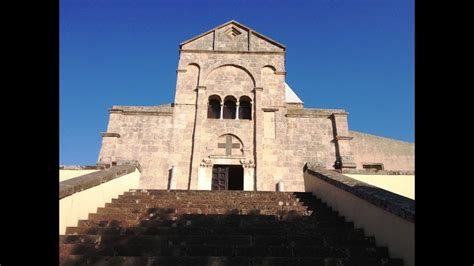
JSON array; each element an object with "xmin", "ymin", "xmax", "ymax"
[{"xmin": 96, "ymin": 20, "xmax": 414, "ymax": 192}]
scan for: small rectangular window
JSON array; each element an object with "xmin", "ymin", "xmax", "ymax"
[{"xmin": 362, "ymin": 163, "xmax": 383, "ymax": 171}]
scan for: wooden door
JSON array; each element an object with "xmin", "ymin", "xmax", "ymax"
[{"xmin": 212, "ymin": 166, "xmax": 228, "ymax": 190}]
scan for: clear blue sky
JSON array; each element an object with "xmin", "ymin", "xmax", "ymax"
[{"xmin": 60, "ymin": 0, "xmax": 414, "ymax": 165}]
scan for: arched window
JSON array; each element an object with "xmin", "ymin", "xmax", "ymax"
[
  {"xmin": 207, "ymin": 95, "xmax": 221, "ymax": 119},
  {"xmin": 239, "ymin": 96, "xmax": 252, "ymax": 120},
  {"xmin": 223, "ymin": 96, "xmax": 237, "ymax": 119}
]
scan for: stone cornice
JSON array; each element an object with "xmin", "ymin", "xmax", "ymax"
[
  {"xmin": 304, "ymin": 163, "xmax": 415, "ymax": 223},
  {"xmin": 101, "ymin": 132, "xmax": 120, "ymax": 138},
  {"xmin": 332, "ymin": 112, "xmax": 350, "ymax": 117},
  {"xmin": 109, "ymin": 105, "xmax": 173, "ymax": 116},
  {"xmin": 342, "ymin": 169, "xmax": 415, "ymax": 175},
  {"xmin": 180, "ymin": 49, "xmax": 285, "ymax": 55},
  {"xmin": 120, "ymin": 111, "xmax": 172, "ymax": 116},
  {"xmin": 253, "ymin": 87, "xmax": 263, "ymax": 92},
  {"xmin": 176, "ymin": 69, "xmax": 187, "ymax": 73},
  {"xmin": 274, "ymin": 71, "xmax": 286, "ymax": 75},
  {"xmin": 287, "ymin": 108, "xmax": 347, "ymax": 118}
]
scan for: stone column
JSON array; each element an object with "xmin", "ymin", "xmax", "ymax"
[
  {"xmin": 220, "ymin": 103, "xmax": 224, "ymax": 119},
  {"xmin": 188, "ymin": 85, "xmax": 207, "ymax": 189},
  {"xmin": 253, "ymin": 87, "xmax": 264, "ymax": 191},
  {"xmin": 331, "ymin": 113, "xmax": 356, "ymax": 169},
  {"xmin": 235, "ymin": 101, "xmax": 240, "ymax": 120}
]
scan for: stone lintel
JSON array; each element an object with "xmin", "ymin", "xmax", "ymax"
[
  {"xmin": 262, "ymin": 107, "xmax": 279, "ymax": 112},
  {"xmin": 180, "ymin": 49, "xmax": 285, "ymax": 55},
  {"xmin": 101, "ymin": 132, "xmax": 120, "ymax": 138}
]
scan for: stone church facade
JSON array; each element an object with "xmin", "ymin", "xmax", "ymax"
[{"xmin": 97, "ymin": 20, "xmax": 414, "ymax": 191}]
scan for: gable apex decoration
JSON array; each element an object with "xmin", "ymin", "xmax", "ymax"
[{"xmin": 179, "ymin": 20, "xmax": 286, "ymax": 50}]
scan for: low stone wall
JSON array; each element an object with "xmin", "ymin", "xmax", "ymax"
[
  {"xmin": 303, "ymin": 163, "xmax": 414, "ymax": 266},
  {"xmin": 59, "ymin": 164, "xmax": 141, "ymax": 234}
]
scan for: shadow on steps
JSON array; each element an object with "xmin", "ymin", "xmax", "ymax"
[{"xmin": 60, "ymin": 190, "xmax": 403, "ymax": 266}]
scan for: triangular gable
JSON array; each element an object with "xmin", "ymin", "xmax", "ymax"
[{"xmin": 180, "ymin": 20, "xmax": 285, "ymax": 51}]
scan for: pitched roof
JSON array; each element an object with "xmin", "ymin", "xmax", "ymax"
[
  {"xmin": 285, "ymin": 82, "xmax": 303, "ymax": 104},
  {"xmin": 180, "ymin": 20, "xmax": 286, "ymax": 50}
]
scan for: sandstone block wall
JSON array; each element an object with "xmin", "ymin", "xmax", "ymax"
[
  {"xmin": 97, "ymin": 105, "xmax": 174, "ymax": 189},
  {"xmin": 349, "ymin": 131, "xmax": 414, "ymax": 171},
  {"xmin": 96, "ymin": 21, "xmax": 414, "ymax": 191}
]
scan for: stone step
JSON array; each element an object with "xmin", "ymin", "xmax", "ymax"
[
  {"xmin": 75, "ymin": 217, "xmax": 354, "ymax": 231},
  {"xmin": 60, "ymin": 243, "xmax": 383, "ymax": 258},
  {"xmin": 65, "ymin": 225, "xmax": 358, "ymax": 236},
  {"xmin": 88, "ymin": 209, "xmax": 314, "ymax": 221},
  {"xmin": 61, "ymin": 243, "xmax": 390, "ymax": 260},
  {"xmin": 128, "ymin": 189, "xmax": 312, "ymax": 196},
  {"xmin": 96, "ymin": 206, "xmax": 310, "ymax": 215},
  {"xmin": 60, "ymin": 190, "xmax": 403, "ymax": 266},
  {"xmin": 114, "ymin": 196, "xmax": 302, "ymax": 204},
  {"xmin": 60, "ymin": 234, "xmax": 375, "ymax": 248},
  {"xmin": 121, "ymin": 193, "xmax": 300, "ymax": 200},
  {"xmin": 60, "ymin": 255, "xmax": 403, "ymax": 266},
  {"xmin": 105, "ymin": 201, "xmax": 307, "ymax": 209},
  {"xmin": 109, "ymin": 198, "xmax": 335, "ymax": 215},
  {"xmin": 110, "ymin": 199, "xmax": 328, "ymax": 211},
  {"xmin": 79, "ymin": 214, "xmax": 349, "ymax": 229}
]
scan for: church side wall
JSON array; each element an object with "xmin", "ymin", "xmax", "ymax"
[
  {"xmin": 350, "ymin": 131, "xmax": 414, "ymax": 171},
  {"xmin": 168, "ymin": 104, "xmax": 198, "ymax": 189},
  {"xmin": 98, "ymin": 112, "xmax": 174, "ymax": 189},
  {"xmin": 283, "ymin": 116, "xmax": 337, "ymax": 191}
]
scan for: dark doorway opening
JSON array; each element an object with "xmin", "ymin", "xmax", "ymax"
[{"xmin": 212, "ymin": 165, "xmax": 243, "ymax": 190}]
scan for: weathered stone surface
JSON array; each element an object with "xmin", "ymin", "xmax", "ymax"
[
  {"xmin": 96, "ymin": 20, "xmax": 414, "ymax": 191},
  {"xmin": 350, "ymin": 131, "xmax": 415, "ymax": 171}
]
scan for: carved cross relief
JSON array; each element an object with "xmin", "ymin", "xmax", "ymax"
[{"xmin": 217, "ymin": 135, "xmax": 241, "ymax": 156}]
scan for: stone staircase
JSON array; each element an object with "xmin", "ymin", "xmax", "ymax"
[{"xmin": 60, "ymin": 190, "xmax": 403, "ymax": 266}]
